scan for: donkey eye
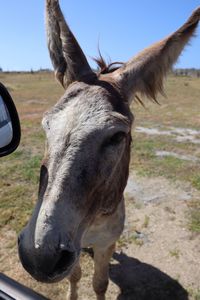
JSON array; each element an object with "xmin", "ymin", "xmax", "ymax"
[{"xmin": 106, "ymin": 132, "xmax": 126, "ymax": 146}]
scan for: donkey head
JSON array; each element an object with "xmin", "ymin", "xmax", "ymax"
[{"xmin": 18, "ymin": 0, "xmax": 200, "ymax": 283}]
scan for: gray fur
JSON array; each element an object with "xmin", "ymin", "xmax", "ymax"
[{"xmin": 18, "ymin": 2, "xmax": 200, "ymax": 299}]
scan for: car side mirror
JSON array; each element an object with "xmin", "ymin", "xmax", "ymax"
[{"xmin": 0, "ymin": 82, "xmax": 21, "ymax": 157}]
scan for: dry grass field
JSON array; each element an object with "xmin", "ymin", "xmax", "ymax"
[{"xmin": 0, "ymin": 72, "xmax": 199, "ymax": 299}]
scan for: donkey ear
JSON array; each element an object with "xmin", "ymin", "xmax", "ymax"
[
  {"xmin": 112, "ymin": 7, "xmax": 200, "ymax": 104},
  {"xmin": 45, "ymin": 0, "xmax": 96, "ymax": 89}
]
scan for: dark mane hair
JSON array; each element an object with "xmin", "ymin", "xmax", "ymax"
[
  {"xmin": 93, "ymin": 51, "xmax": 124, "ymax": 75},
  {"xmin": 93, "ymin": 53, "xmax": 148, "ymax": 107}
]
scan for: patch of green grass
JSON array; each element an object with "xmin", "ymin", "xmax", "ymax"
[
  {"xmin": 188, "ymin": 288, "xmax": 200, "ymax": 300},
  {"xmin": 133, "ymin": 139, "xmax": 156, "ymax": 158},
  {"xmin": 169, "ymin": 248, "xmax": 180, "ymax": 259},
  {"xmin": 131, "ymin": 134, "xmax": 200, "ymax": 190},
  {"xmin": 117, "ymin": 232, "xmax": 145, "ymax": 249},
  {"xmin": 22, "ymin": 155, "xmax": 42, "ymax": 184},
  {"xmin": 143, "ymin": 215, "xmax": 150, "ymax": 228},
  {"xmin": 0, "ymin": 184, "xmax": 35, "ymax": 232},
  {"xmin": 153, "ymin": 156, "xmax": 185, "ymax": 177},
  {"xmin": 132, "ymin": 236, "xmax": 144, "ymax": 246},
  {"xmin": 194, "ymin": 290, "xmax": 200, "ymax": 300},
  {"xmin": 9, "ymin": 149, "xmax": 25, "ymax": 159},
  {"xmin": 0, "ymin": 154, "xmax": 42, "ymax": 184},
  {"xmin": 192, "ymin": 175, "xmax": 200, "ymax": 190},
  {"xmin": 0, "ymin": 151, "xmax": 42, "ymax": 232},
  {"xmin": 117, "ymin": 236, "xmax": 128, "ymax": 249},
  {"xmin": 132, "ymin": 141, "xmax": 187, "ymax": 179},
  {"xmin": 187, "ymin": 200, "xmax": 200, "ymax": 233}
]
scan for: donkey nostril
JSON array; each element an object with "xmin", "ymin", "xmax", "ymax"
[{"xmin": 53, "ymin": 249, "xmax": 75, "ymax": 274}]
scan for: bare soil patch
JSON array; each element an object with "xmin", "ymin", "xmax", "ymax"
[
  {"xmin": 1, "ymin": 173, "xmax": 199, "ymax": 300},
  {"xmin": 121, "ymin": 173, "xmax": 200, "ymax": 299},
  {"xmin": 155, "ymin": 151, "xmax": 199, "ymax": 162},
  {"xmin": 0, "ymin": 73, "xmax": 199, "ymax": 299},
  {"xmin": 135, "ymin": 126, "xmax": 200, "ymax": 144}
]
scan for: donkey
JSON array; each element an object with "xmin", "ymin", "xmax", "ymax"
[{"xmin": 18, "ymin": 1, "xmax": 200, "ymax": 299}]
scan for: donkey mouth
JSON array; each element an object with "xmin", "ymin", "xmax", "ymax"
[
  {"xmin": 45, "ymin": 251, "xmax": 80, "ymax": 283},
  {"xmin": 18, "ymin": 239, "xmax": 81, "ymax": 283},
  {"xmin": 27, "ymin": 253, "xmax": 80, "ymax": 284}
]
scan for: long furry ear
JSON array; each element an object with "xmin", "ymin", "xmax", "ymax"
[
  {"xmin": 45, "ymin": 0, "xmax": 96, "ymax": 88},
  {"xmin": 112, "ymin": 7, "xmax": 200, "ymax": 104}
]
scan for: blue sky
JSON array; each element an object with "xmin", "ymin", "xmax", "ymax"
[{"xmin": 0, "ymin": 0, "xmax": 199, "ymax": 71}]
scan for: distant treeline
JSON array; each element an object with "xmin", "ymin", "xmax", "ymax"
[
  {"xmin": 0, "ymin": 68, "xmax": 52, "ymax": 74},
  {"xmin": 0, "ymin": 67, "xmax": 200, "ymax": 77},
  {"xmin": 173, "ymin": 68, "xmax": 200, "ymax": 77}
]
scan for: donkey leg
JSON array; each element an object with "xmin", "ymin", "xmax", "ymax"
[
  {"xmin": 67, "ymin": 262, "xmax": 82, "ymax": 300},
  {"xmin": 92, "ymin": 243, "xmax": 115, "ymax": 300}
]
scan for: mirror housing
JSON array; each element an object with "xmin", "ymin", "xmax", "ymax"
[{"xmin": 0, "ymin": 82, "xmax": 21, "ymax": 157}]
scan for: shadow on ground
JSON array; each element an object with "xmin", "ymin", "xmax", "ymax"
[{"xmin": 109, "ymin": 252, "xmax": 188, "ymax": 300}]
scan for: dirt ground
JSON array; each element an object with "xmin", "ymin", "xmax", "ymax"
[
  {"xmin": 1, "ymin": 172, "xmax": 199, "ymax": 300},
  {"xmin": 0, "ymin": 73, "xmax": 199, "ymax": 299}
]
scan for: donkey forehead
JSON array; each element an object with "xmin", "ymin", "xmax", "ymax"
[{"xmin": 42, "ymin": 82, "xmax": 132, "ymax": 142}]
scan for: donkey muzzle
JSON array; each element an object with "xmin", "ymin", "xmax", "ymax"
[{"xmin": 18, "ymin": 231, "xmax": 79, "ymax": 283}]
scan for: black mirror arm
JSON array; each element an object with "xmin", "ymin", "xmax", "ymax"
[{"xmin": 0, "ymin": 82, "xmax": 21, "ymax": 157}]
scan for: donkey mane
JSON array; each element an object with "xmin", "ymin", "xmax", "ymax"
[
  {"xmin": 93, "ymin": 52, "xmax": 146, "ymax": 106},
  {"xmin": 93, "ymin": 50, "xmax": 124, "ymax": 75}
]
